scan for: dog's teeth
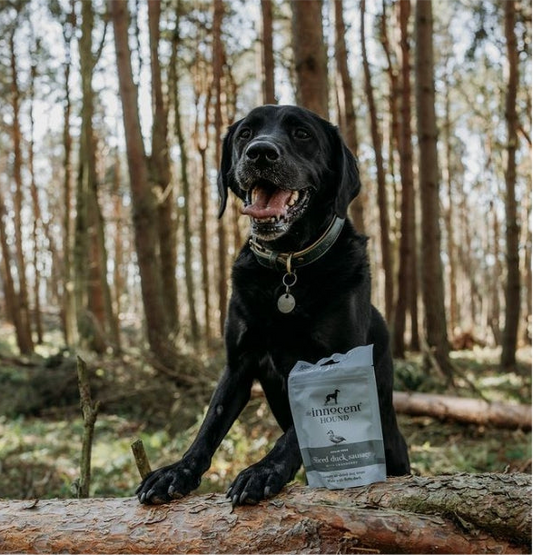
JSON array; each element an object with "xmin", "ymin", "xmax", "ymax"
[{"xmin": 288, "ymin": 190, "xmax": 299, "ymax": 206}]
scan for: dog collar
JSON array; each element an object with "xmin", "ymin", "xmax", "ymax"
[{"xmin": 249, "ymin": 216, "xmax": 345, "ymax": 271}]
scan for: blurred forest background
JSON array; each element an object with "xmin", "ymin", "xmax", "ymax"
[{"xmin": 0, "ymin": 0, "xmax": 530, "ymax": 500}]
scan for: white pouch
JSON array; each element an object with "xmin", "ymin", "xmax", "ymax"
[{"xmin": 288, "ymin": 345, "xmax": 386, "ymax": 489}]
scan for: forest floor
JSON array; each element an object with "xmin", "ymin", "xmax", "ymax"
[{"xmin": 0, "ymin": 324, "xmax": 530, "ymax": 500}]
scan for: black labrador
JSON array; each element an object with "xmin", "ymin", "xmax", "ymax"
[{"xmin": 137, "ymin": 104, "xmax": 410, "ymax": 506}]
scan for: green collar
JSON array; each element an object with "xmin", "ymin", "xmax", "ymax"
[{"xmin": 249, "ymin": 216, "xmax": 345, "ymax": 271}]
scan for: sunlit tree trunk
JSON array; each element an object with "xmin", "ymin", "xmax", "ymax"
[
  {"xmin": 9, "ymin": 23, "xmax": 34, "ymax": 355},
  {"xmin": 170, "ymin": 16, "xmax": 200, "ymax": 344},
  {"xmin": 260, "ymin": 0, "xmax": 276, "ymax": 105},
  {"xmin": 501, "ymin": 0, "xmax": 521, "ymax": 370},
  {"xmin": 213, "ymin": 0, "xmax": 228, "ymax": 337},
  {"xmin": 76, "ymin": 0, "xmax": 117, "ymax": 354},
  {"xmin": 28, "ymin": 41, "xmax": 43, "ymax": 345},
  {"xmin": 290, "ymin": 0, "xmax": 328, "ymax": 118},
  {"xmin": 415, "ymin": 0, "xmax": 452, "ymax": 380},
  {"xmin": 61, "ymin": 0, "xmax": 76, "ymax": 347},
  {"xmin": 112, "ymin": 150, "xmax": 125, "ymax": 320},
  {"xmin": 361, "ymin": 0, "xmax": 393, "ymax": 324},
  {"xmin": 442, "ymin": 76, "xmax": 458, "ymax": 336},
  {"xmin": 148, "ymin": 0, "xmax": 179, "ymax": 334},
  {"xmin": 109, "ymin": 0, "xmax": 174, "ymax": 369},
  {"xmin": 333, "ymin": 0, "xmax": 364, "ymax": 233}
]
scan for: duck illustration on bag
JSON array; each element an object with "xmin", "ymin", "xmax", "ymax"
[{"xmin": 327, "ymin": 429, "xmax": 346, "ymax": 444}]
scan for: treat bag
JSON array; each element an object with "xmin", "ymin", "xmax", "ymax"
[{"xmin": 288, "ymin": 344, "xmax": 386, "ymax": 489}]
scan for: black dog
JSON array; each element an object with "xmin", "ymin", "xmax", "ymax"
[{"xmin": 137, "ymin": 105, "xmax": 410, "ymax": 506}]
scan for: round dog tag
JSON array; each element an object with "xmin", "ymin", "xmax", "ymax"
[{"xmin": 278, "ymin": 293, "xmax": 296, "ymax": 313}]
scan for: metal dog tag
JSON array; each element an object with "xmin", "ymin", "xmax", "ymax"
[{"xmin": 277, "ymin": 293, "xmax": 296, "ymax": 314}]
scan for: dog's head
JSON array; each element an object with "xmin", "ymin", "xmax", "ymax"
[{"xmin": 218, "ymin": 105, "xmax": 360, "ymax": 242}]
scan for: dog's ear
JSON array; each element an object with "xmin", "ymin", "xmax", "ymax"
[
  {"xmin": 217, "ymin": 121, "xmax": 242, "ymax": 218},
  {"xmin": 330, "ymin": 127, "xmax": 361, "ymax": 219}
]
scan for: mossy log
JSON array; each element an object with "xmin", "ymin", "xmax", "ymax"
[{"xmin": 0, "ymin": 474, "xmax": 529, "ymax": 554}]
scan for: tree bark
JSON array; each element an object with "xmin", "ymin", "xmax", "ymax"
[
  {"xmin": 361, "ymin": 0, "xmax": 393, "ymax": 323},
  {"xmin": 169, "ymin": 19, "xmax": 199, "ymax": 343},
  {"xmin": 414, "ymin": 0, "xmax": 452, "ymax": 380},
  {"xmin": 8, "ymin": 22, "xmax": 34, "ymax": 355},
  {"xmin": 213, "ymin": 0, "xmax": 228, "ymax": 337},
  {"xmin": 148, "ymin": 0, "xmax": 179, "ymax": 334},
  {"xmin": 109, "ymin": 0, "xmax": 174, "ymax": 369},
  {"xmin": 333, "ymin": 0, "xmax": 364, "ymax": 234},
  {"xmin": 0, "ymin": 475, "xmax": 529, "ymax": 554},
  {"xmin": 393, "ymin": 391, "xmax": 531, "ymax": 430},
  {"xmin": 290, "ymin": 0, "xmax": 328, "ymax": 118},
  {"xmin": 393, "ymin": 0, "xmax": 418, "ymax": 358},
  {"xmin": 260, "ymin": 0, "xmax": 276, "ymax": 104},
  {"xmin": 501, "ymin": 0, "xmax": 521, "ymax": 369},
  {"xmin": 61, "ymin": 0, "xmax": 76, "ymax": 348}
]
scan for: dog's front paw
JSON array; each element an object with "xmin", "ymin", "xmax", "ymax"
[
  {"xmin": 226, "ymin": 462, "xmax": 290, "ymax": 506},
  {"xmin": 136, "ymin": 461, "xmax": 201, "ymax": 505}
]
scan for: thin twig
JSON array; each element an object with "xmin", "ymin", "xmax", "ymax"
[{"xmin": 131, "ymin": 439, "xmax": 152, "ymax": 480}]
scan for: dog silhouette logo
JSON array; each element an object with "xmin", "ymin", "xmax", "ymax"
[{"xmin": 324, "ymin": 389, "xmax": 340, "ymax": 405}]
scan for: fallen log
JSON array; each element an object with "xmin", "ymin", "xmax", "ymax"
[
  {"xmin": 0, "ymin": 473, "xmax": 530, "ymax": 553},
  {"xmin": 393, "ymin": 391, "xmax": 532, "ymax": 430}
]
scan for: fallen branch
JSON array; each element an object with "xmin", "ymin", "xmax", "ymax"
[
  {"xmin": 393, "ymin": 391, "xmax": 532, "ymax": 430},
  {"xmin": 0, "ymin": 474, "xmax": 529, "ymax": 553}
]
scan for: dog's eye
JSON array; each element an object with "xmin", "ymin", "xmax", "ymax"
[
  {"xmin": 294, "ymin": 128, "xmax": 311, "ymax": 140},
  {"xmin": 238, "ymin": 128, "xmax": 252, "ymax": 139}
]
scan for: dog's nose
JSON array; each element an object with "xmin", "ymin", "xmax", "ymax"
[{"xmin": 245, "ymin": 141, "xmax": 280, "ymax": 164}]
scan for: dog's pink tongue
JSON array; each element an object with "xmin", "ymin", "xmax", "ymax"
[{"xmin": 241, "ymin": 187, "xmax": 292, "ymax": 219}]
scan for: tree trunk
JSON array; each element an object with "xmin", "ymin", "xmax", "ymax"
[
  {"xmin": 28, "ymin": 46, "xmax": 44, "ymax": 345},
  {"xmin": 0, "ymin": 476, "xmax": 529, "ymax": 554},
  {"xmin": 76, "ymin": 0, "xmax": 112, "ymax": 354},
  {"xmin": 213, "ymin": 0, "xmax": 228, "ymax": 337},
  {"xmin": 393, "ymin": 391, "xmax": 531, "ymax": 430},
  {"xmin": 61, "ymin": 1, "xmax": 76, "ymax": 347},
  {"xmin": 501, "ymin": 0, "xmax": 521, "ymax": 369},
  {"xmin": 361, "ymin": 0, "xmax": 393, "ymax": 324},
  {"xmin": 0, "ymin": 188, "xmax": 23, "ymax": 341},
  {"xmin": 9, "ymin": 24, "xmax": 34, "ymax": 355},
  {"xmin": 260, "ymin": 0, "xmax": 276, "ymax": 104},
  {"xmin": 111, "ymin": 150, "xmax": 125, "ymax": 320},
  {"xmin": 169, "ymin": 18, "xmax": 199, "ymax": 343},
  {"xmin": 148, "ymin": 0, "xmax": 179, "ymax": 334},
  {"xmin": 392, "ymin": 0, "xmax": 418, "ymax": 358},
  {"xmin": 414, "ymin": 0, "xmax": 452, "ymax": 380},
  {"xmin": 333, "ymin": 0, "xmax": 364, "ymax": 234},
  {"xmin": 442, "ymin": 75, "xmax": 459, "ymax": 338},
  {"xmin": 290, "ymin": 0, "xmax": 328, "ymax": 118},
  {"xmin": 109, "ymin": 0, "xmax": 174, "ymax": 369}
]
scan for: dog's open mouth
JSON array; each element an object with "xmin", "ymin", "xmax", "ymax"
[{"xmin": 241, "ymin": 181, "xmax": 310, "ymax": 238}]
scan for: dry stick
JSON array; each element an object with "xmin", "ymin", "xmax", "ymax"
[
  {"xmin": 131, "ymin": 439, "xmax": 152, "ymax": 480},
  {"xmin": 76, "ymin": 355, "xmax": 100, "ymax": 498}
]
